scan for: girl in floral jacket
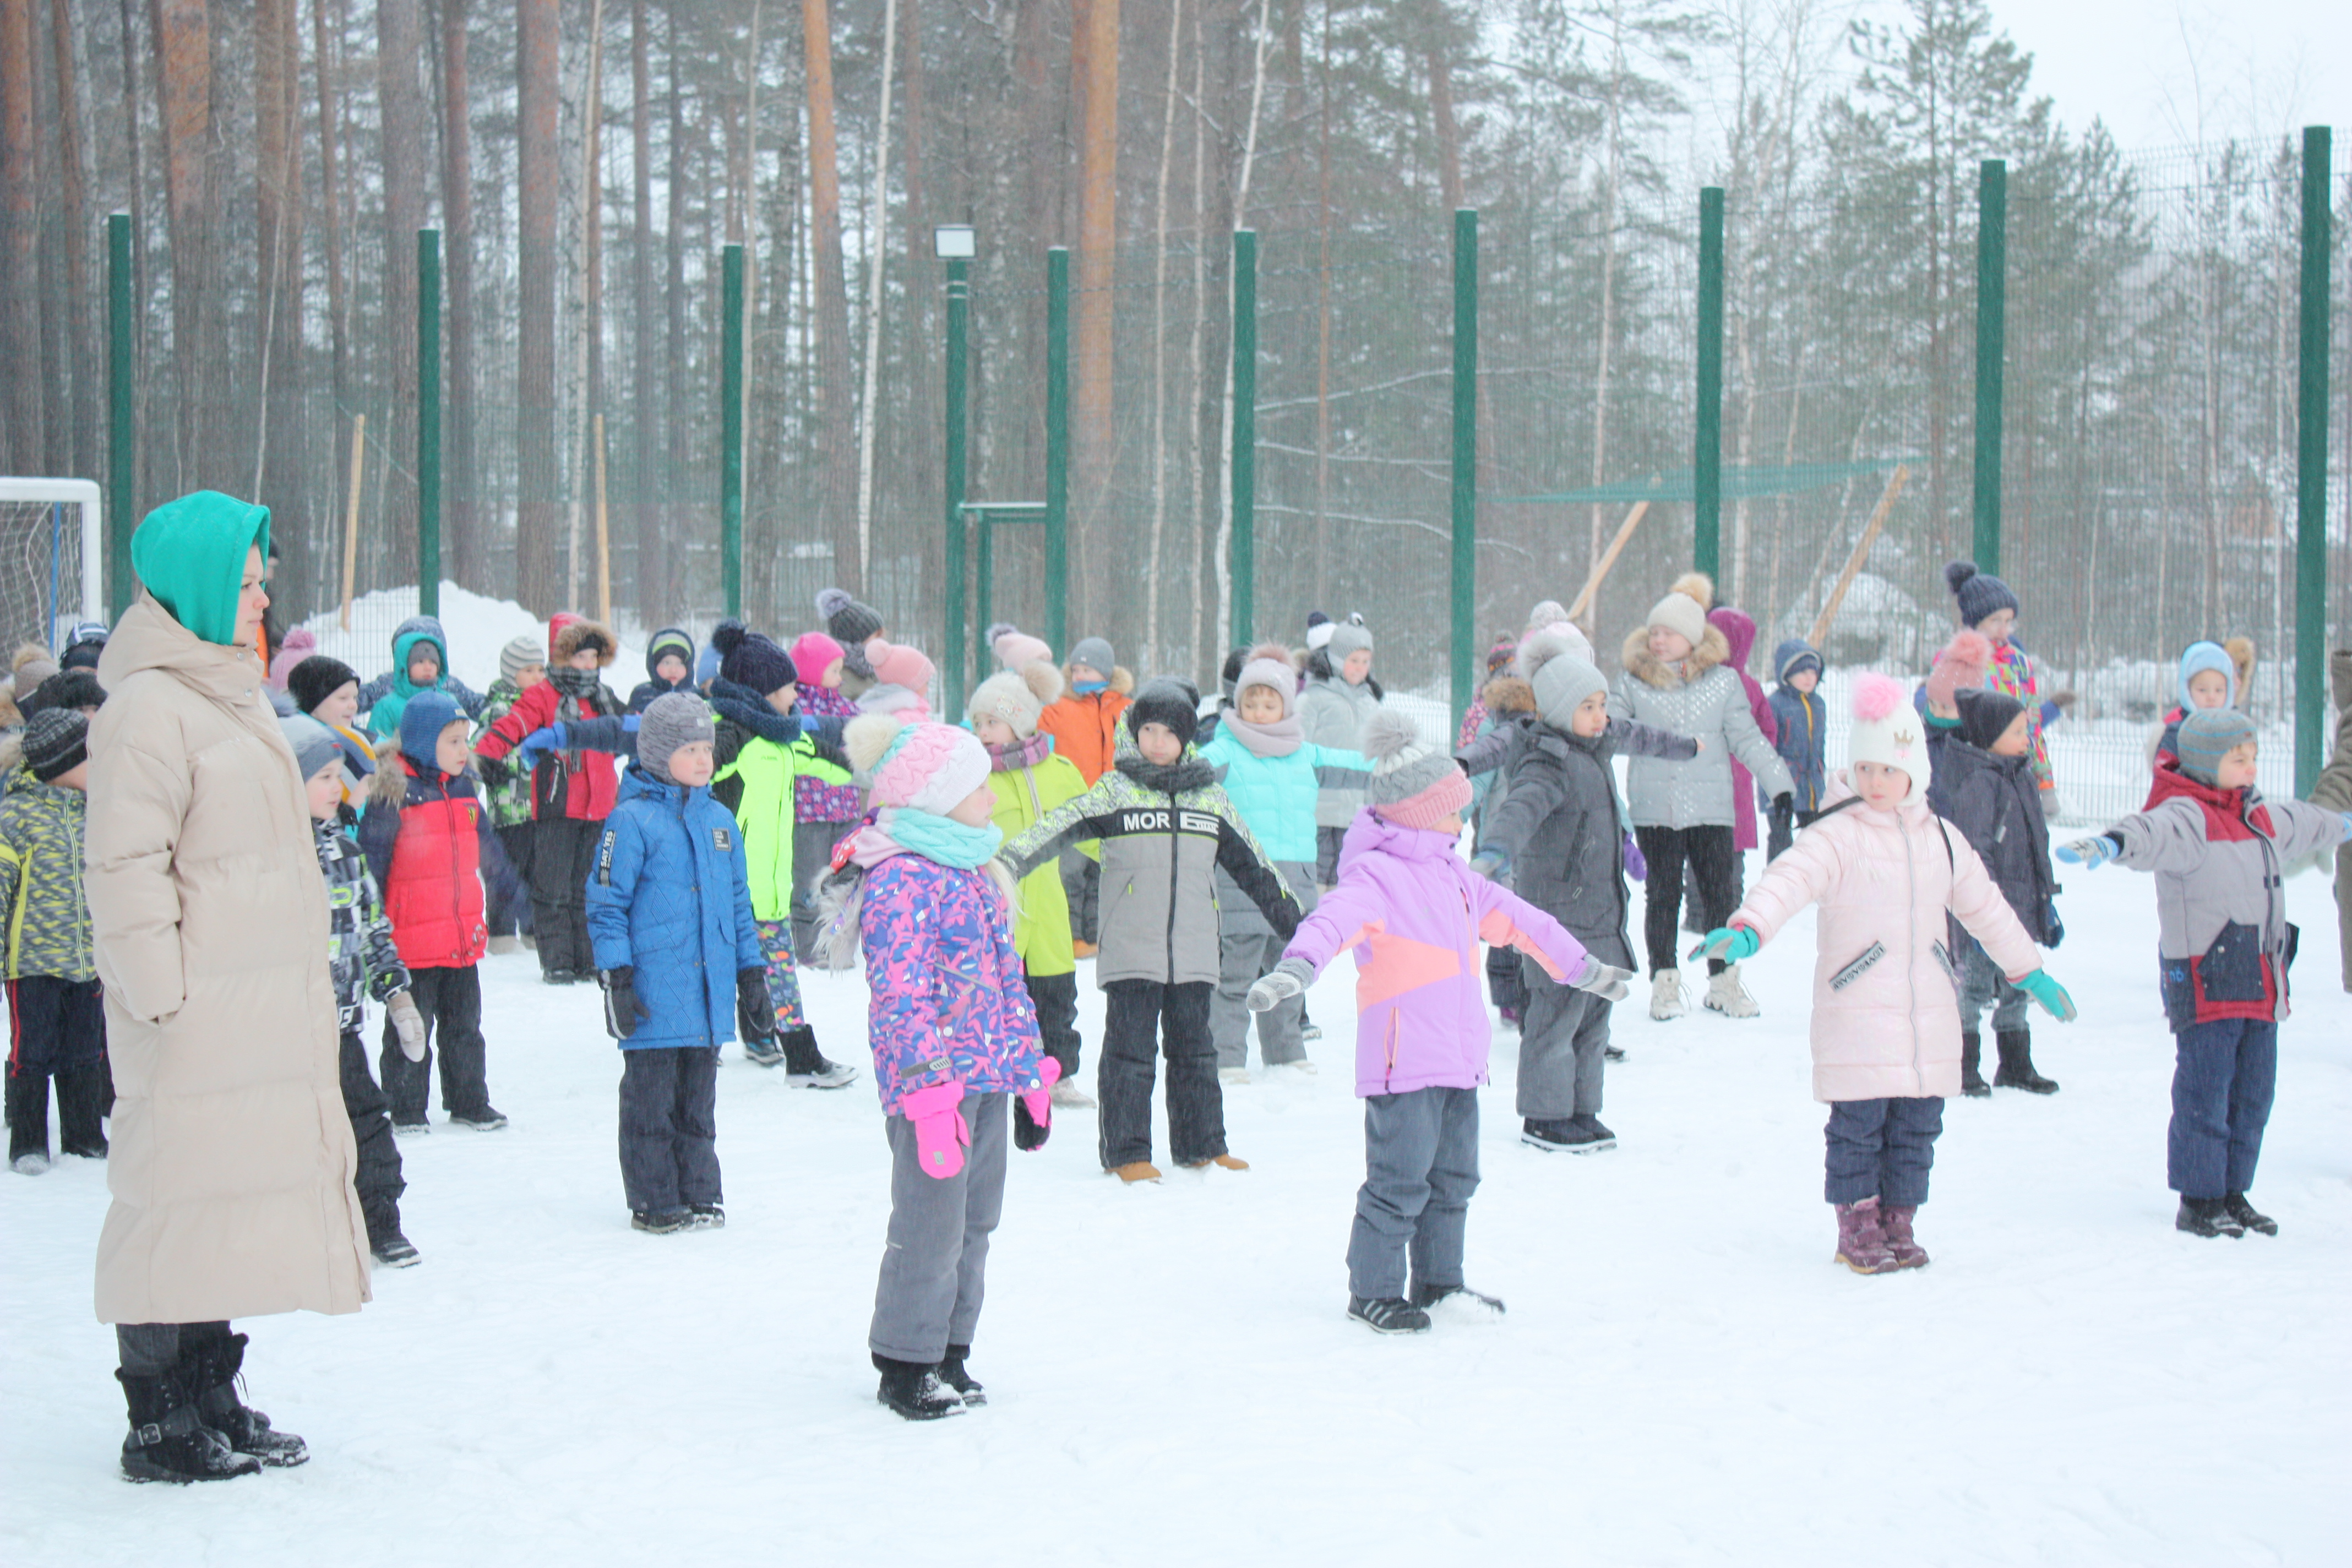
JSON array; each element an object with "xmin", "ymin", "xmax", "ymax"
[{"xmin": 815, "ymin": 715, "xmax": 1057, "ymax": 1423}]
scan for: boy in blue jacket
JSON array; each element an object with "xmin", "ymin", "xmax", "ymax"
[
  {"xmin": 1766, "ymin": 638, "xmax": 1827, "ymax": 859},
  {"xmin": 586, "ymin": 693, "xmax": 776, "ymax": 1233}
]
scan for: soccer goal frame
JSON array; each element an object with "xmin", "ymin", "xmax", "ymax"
[{"xmin": 0, "ymin": 476, "xmax": 105, "ymax": 646}]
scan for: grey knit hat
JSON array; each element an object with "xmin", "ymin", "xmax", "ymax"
[
  {"xmin": 2176, "ymin": 706, "xmax": 2257, "ymax": 786},
  {"xmin": 1326, "ymin": 614, "xmax": 1374, "ymax": 663},
  {"xmin": 1530, "ymin": 649, "xmax": 1609, "ymax": 732},
  {"xmin": 1069, "ymin": 636, "xmax": 1115, "ymax": 677},
  {"xmin": 500, "ymin": 634, "xmax": 546, "ymax": 684},
  {"xmin": 278, "ymin": 712, "xmax": 345, "ymax": 783},
  {"xmin": 638, "ymin": 692, "xmax": 716, "ymax": 785},
  {"xmin": 817, "ymin": 587, "xmax": 884, "ymax": 648},
  {"xmin": 1359, "ymin": 709, "xmax": 1469, "ymax": 830},
  {"xmin": 23, "ymin": 707, "xmax": 89, "ymax": 783}
]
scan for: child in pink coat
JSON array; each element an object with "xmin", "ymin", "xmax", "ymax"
[
  {"xmin": 1250, "ymin": 712, "xmax": 1631, "ymax": 1333},
  {"xmin": 1695, "ymin": 676, "xmax": 2077, "ymax": 1275}
]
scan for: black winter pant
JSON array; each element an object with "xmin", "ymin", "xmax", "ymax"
[
  {"xmin": 380, "ymin": 965, "xmax": 492, "ymax": 1124},
  {"xmin": 6, "ymin": 975, "xmax": 108, "ymax": 1162},
  {"xmin": 1485, "ymin": 941, "xmax": 1527, "ymax": 1017},
  {"xmin": 529, "ymin": 815, "xmax": 602, "ymax": 976},
  {"xmin": 487, "ymin": 822, "xmax": 536, "ymax": 938},
  {"xmin": 1026, "ymin": 970, "xmax": 1081, "ymax": 1082},
  {"xmin": 1099, "ymin": 979, "xmax": 1223, "ymax": 1168},
  {"xmin": 619, "ymin": 1046, "xmax": 721, "ymax": 1216},
  {"xmin": 1060, "ymin": 852, "xmax": 1102, "ymax": 946},
  {"xmin": 1636, "ymin": 825, "xmax": 1738, "ymax": 976},
  {"xmin": 338, "ymin": 1027, "xmax": 406, "ymax": 1243},
  {"xmin": 1766, "ymin": 801, "xmax": 1823, "ymax": 861}
]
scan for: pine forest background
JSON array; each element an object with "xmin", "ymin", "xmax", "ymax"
[{"xmin": 0, "ymin": 0, "xmax": 2345, "ymax": 701}]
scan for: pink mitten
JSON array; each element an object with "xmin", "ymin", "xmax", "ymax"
[
  {"xmin": 899, "ymin": 1080, "xmax": 970, "ymax": 1179},
  {"xmin": 1019, "ymin": 1057, "xmax": 1063, "ymax": 1133}
]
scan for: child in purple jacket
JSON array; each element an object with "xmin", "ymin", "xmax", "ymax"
[
  {"xmin": 815, "ymin": 714, "xmax": 1059, "ymax": 1420},
  {"xmin": 1250, "ymin": 712, "xmax": 1631, "ymax": 1334}
]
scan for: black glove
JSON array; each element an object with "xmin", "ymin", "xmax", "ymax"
[
  {"xmin": 475, "ymin": 753, "xmax": 509, "ymax": 788},
  {"xmin": 1014, "ymin": 1094, "xmax": 1050, "ymax": 1152},
  {"xmin": 736, "ymin": 968, "xmax": 777, "ymax": 1044},
  {"xmin": 1771, "ymin": 792, "xmax": 1793, "ymax": 814},
  {"xmin": 600, "ymin": 966, "xmax": 651, "ymax": 1039}
]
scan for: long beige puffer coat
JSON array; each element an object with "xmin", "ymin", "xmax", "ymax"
[
  {"xmin": 86, "ymin": 595, "xmax": 370, "ymax": 1325},
  {"xmin": 1730, "ymin": 774, "xmax": 2043, "ymax": 1102}
]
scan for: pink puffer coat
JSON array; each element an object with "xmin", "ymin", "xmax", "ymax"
[{"xmin": 1729, "ymin": 775, "xmax": 2042, "ymax": 1102}]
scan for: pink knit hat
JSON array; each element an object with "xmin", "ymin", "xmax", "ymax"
[
  {"xmin": 1360, "ymin": 710, "xmax": 1472, "ymax": 831},
  {"xmin": 869, "ymin": 639, "xmax": 937, "ymax": 698},
  {"xmin": 865, "ymin": 719, "xmax": 990, "ymax": 815},
  {"xmin": 791, "ymin": 631, "xmax": 845, "ymax": 689},
  {"xmin": 1925, "ymin": 629, "xmax": 1992, "ymax": 711},
  {"xmin": 987, "ymin": 622, "xmax": 1053, "ymax": 671}
]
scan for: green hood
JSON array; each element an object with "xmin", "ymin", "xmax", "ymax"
[
  {"xmin": 130, "ymin": 491, "xmax": 272, "ymax": 647},
  {"xmin": 367, "ymin": 629, "xmax": 450, "ymax": 738}
]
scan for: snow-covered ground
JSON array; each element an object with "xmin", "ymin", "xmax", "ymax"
[{"xmin": 4, "ymin": 846, "xmax": 2346, "ymax": 1566}]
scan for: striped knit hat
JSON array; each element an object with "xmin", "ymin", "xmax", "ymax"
[
  {"xmin": 2176, "ymin": 706, "xmax": 2257, "ymax": 787},
  {"xmin": 1360, "ymin": 709, "xmax": 1469, "ymax": 831},
  {"xmin": 851, "ymin": 716, "xmax": 990, "ymax": 814}
]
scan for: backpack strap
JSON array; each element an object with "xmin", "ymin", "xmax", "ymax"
[{"xmin": 1818, "ymin": 793, "xmax": 1957, "ymax": 872}]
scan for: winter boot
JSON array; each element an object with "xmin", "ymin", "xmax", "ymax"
[
  {"xmin": 1409, "ymin": 1282, "xmax": 1506, "ymax": 1316},
  {"xmin": 1347, "ymin": 1295, "xmax": 1432, "ymax": 1335},
  {"xmin": 1648, "ymin": 969, "xmax": 1689, "ymax": 1022},
  {"xmin": 1992, "ymin": 1028, "xmax": 2059, "ymax": 1094},
  {"xmin": 688, "ymin": 1204, "xmax": 726, "ymax": 1229},
  {"xmin": 874, "ymin": 1354, "xmax": 967, "ymax": 1420},
  {"xmin": 1959, "ymin": 1032, "xmax": 1991, "ymax": 1097},
  {"xmin": 371, "ymin": 1230, "xmax": 421, "ymax": 1268},
  {"xmin": 1879, "ymin": 1204, "xmax": 1930, "ymax": 1269},
  {"xmin": 1521, "ymin": 1117, "xmax": 1609, "ymax": 1154},
  {"xmin": 742, "ymin": 1034, "xmax": 788, "ymax": 1068},
  {"xmin": 2175, "ymin": 1196, "xmax": 2245, "ymax": 1238},
  {"xmin": 449, "ymin": 1104, "xmax": 509, "ymax": 1130},
  {"xmin": 116, "ymin": 1368, "xmax": 259, "ymax": 1483},
  {"xmin": 1182, "ymin": 1152, "xmax": 1250, "ymax": 1171},
  {"xmin": 2224, "ymin": 1192, "xmax": 2277, "ymax": 1236},
  {"xmin": 1833, "ymin": 1198, "xmax": 1896, "ymax": 1274},
  {"xmin": 632, "ymin": 1207, "xmax": 692, "ymax": 1234},
  {"xmin": 1702, "ymin": 964, "xmax": 1761, "ymax": 1019},
  {"xmin": 938, "ymin": 1343, "xmax": 986, "ymax": 1408},
  {"xmin": 1049, "ymin": 1077, "xmax": 1096, "ymax": 1109},
  {"xmin": 1109, "ymin": 1161, "xmax": 1162, "ymax": 1184},
  {"xmin": 188, "ymin": 1333, "xmax": 309, "ymax": 1467}
]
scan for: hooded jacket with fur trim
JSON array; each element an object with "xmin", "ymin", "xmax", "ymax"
[
  {"xmin": 1036, "ymin": 663, "xmax": 1135, "ymax": 785},
  {"xmin": 1609, "ymin": 624, "xmax": 1793, "ymax": 830}
]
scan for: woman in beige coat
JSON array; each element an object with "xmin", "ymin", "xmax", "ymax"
[{"xmin": 87, "ymin": 489, "xmax": 369, "ymax": 1482}]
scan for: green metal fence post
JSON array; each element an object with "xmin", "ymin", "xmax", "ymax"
[
  {"xmin": 1974, "ymin": 160, "xmax": 2007, "ymax": 578},
  {"xmin": 2295, "ymin": 127, "xmax": 2333, "ymax": 797},
  {"xmin": 1694, "ymin": 188, "xmax": 1724, "ymax": 583},
  {"xmin": 106, "ymin": 213, "xmax": 134, "ymax": 616},
  {"xmin": 417, "ymin": 228, "xmax": 442, "ymax": 616},
  {"xmin": 944, "ymin": 251, "xmax": 970, "ymax": 719},
  {"xmin": 1451, "ymin": 209, "xmax": 1478, "ymax": 732},
  {"xmin": 1230, "ymin": 230, "xmax": 1257, "ymax": 649},
  {"xmin": 974, "ymin": 510, "xmax": 994, "ymax": 676},
  {"xmin": 1045, "ymin": 248, "xmax": 1070, "ymax": 657},
  {"xmin": 720, "ymin": 243, "xmax": 745, "ymax": 619}
]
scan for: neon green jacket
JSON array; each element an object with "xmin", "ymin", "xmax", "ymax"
[
  {"xmin": 984, "ymin": 750, "xmax": 1089, "ymax": 977},
  {"xmin": 712, "ymin": 731, "xmax": 798, "ymax": 923}
]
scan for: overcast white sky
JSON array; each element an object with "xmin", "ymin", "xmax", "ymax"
[{"xmin": 1964, "ymin": 0, "xmax": 2344, "ymax": 151}]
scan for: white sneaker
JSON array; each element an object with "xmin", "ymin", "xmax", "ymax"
[
  {"xmin": 1284, "ymin": 1058, "xmax": 1319, "ymax": 1076},
  {"xmin": 1703, "ymin": 963, "xmax": 1760, "ymax": 1019},
  {"xmin": 1219, "ymin": 1067, "xmax": 1251, "ymax": 1086},
  {"xmin": 1049, "ymin": 1078, "xmax": 1096, "ymax": 1109},
  {"xmin": 486, "ymin": 935, "xmax": 520, "ymax": 956},
  {"xmin": 1648, "ymin": 969, "xmax": 1688, "ymax": 1021}
]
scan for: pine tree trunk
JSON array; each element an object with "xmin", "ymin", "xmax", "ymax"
[
  {"xmin": 378, "ymin": 0, "xmax": 427, "ymax": 584},
  {"xmin": 629, "ymin": 0, "xmax": 653, "ymax": 615},
  {"xmin": 1070, "ymin": 0, "xmax": 1119, "ymax": 611},
  {"xmin": 659, "ymin": 0, "xmax": 688, "ymax": 624},
  {"xmin": 1144, "ymin": 0, "xmax": 1182, "ymax": 671},
  {"xmin": 516, "ymin": 0, "xmax": 563, "ymax": 612},
  {"xmin": 48, "ymin": 0, "xmax": 97, "ymax": 481},
  {"xmin": 255, "ymin": 0, "xmax": 310, "ymax": 612},
  {"xmin": 802, "ymin": 0, "xmax": 859, "ymax": 592},
  {"xmin": 440, "ymin": 0, "xmax": 483, "ymax": 594},
  {"xmin": 1, "ymin": 0, "xmax": 45, "ymax": 474},
  {"xmin": 153, "ymin": 0, "xmax": 223, "ymax": 492}
]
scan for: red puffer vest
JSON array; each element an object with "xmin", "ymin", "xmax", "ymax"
[
  {"xmin": 473, "ymin": 675, "xmax": 622, "ymax": 822},
  {"xmin": 382, "ymin": 758, "xmax": 489, "ymax": 968}
]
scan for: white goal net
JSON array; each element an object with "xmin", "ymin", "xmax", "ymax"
[{"xmin": 0, "ymin": 478, "xmax": 105, "ymax": 657}]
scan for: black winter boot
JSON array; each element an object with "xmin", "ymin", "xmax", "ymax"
[
  {"xmin": 2175, "ymin": 1196, "xmax": 2245, "ymax": 1238},
  {"xmin": 1347, "ymin": 1295, "xmax": 1432, "ymax": 1334},
  {"xmin": 873, "ymin": 1354, "xmax": 967, "ymax": 1420},
  {"xmin": 116, "ymin": 1369, "xmax": 260, "ymax": 1483},
  {"xmin": 1992, "ymin": 1028, "xmax": 2058, "ymax": 1093},
  {"xmin": 189, "ymin": 1332, "xmax": 309, "ymax": 1466},
  {"xmin": 2224, "ymin": 1192, "xmax": 2278, "ymax": 1235},
  {"xmin": 1959, "ymin": 1032, "xmax": 1991, "ymax": 1097},
  {"xmin": 938, "ymin": 1343, "xmax": 986, "ymax": 1407}
]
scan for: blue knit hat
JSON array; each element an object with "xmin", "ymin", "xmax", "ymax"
[
  {"xmin": 398, "ymin": 689, "xmax": 465, "ymax": 772},
  {"xmin": 1943, "ymin": 560, "xmax": 2019, "ymax": 629},
  {"xmin": 2175, "ymin": 640, "xmax": 2236, "ymax": 712}
]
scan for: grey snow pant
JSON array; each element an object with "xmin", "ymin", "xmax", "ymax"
[
  {"xmin": 1210, "ymin": 862, "xmax": 1319, "ymax": 1070},
  {"xmin": 1823, "ymin": 1096, "xmax": 1944, "ymax": 1207},
  {"xmin": 1347, "ymin": 1085, "xmax": 1481, "ymax": 1301},
  {"xmin": 869, "ymin": 1091, "xmax": 1009, "ymax": 1364},
  {"xmin": 1515, "ymin": 969, "xmax": 1613, "ymax": 1119},
  {"xmin": 116, "ymin": 1320, "xmax": 230, "ymax": 1376}
]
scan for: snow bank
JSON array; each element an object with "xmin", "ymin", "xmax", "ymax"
[{"xmin": 293, "ymin": 585, "xmax": 649, "ymax": 695}]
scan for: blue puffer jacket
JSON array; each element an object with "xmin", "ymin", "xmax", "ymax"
[
  {"xmin": 1767, "ymin": 638, "xmax": 1829, "ymax": 813},
  {"xmin": 586, "ymin": 765, "xmax": 765, "ymax": 1050},
  {"xmin": 1199, "ymin": 732, "xmax": 1366, "ymax": 863}
]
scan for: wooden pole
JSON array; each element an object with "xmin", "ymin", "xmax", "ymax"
[
  {"xmin": 1807, "ymin": 465, "xmax": 1908, "ymax": 649},
  {"xmin": 1566, "ymin": 500, "xmax": 1649, "ymax": 624},
  {"xmin": 340, "ymin": 412, "xmax": 367, "ymax": 629},
  {"xmin": 594, "ymin": 411, "xmax": 612, "ymax": 625}
]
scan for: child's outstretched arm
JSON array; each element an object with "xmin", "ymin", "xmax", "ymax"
[
  {"xmin": 1700, "ymin": 819, "xmax": 1844, "ymax": 956},
  {"xmin": 1469, "ymin": 877, "xmax": 1630, "ymax": 1000},
  {"xmin": 1211, "ymin": 803, "xmax": 1302, "ymax": 938},
  {"xmin": 1605, "ymin": 715, "xmax": 1700, "ymax": 760},
  {"xmin": 2065, "ymin": 802, "xmax": 2210, "ymax": 876},
  {"xmin": 997, "ymin": 778, "xmax": 1120, "ymax": 881},
  {"xmin": 1942, "ymin": 824, "xmax": 2049, "ymax": 987}
]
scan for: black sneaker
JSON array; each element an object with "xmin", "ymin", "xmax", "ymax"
[
  {"xmin": 687, "ymin": 1204, "xmax": 726, "ymax": 1230},
  {"xmin": 541, "ymin": 968, "xmax": 578, "ymax": 986},
  {"xmin": 372, "ymin": 1232, "xmax": 421, "ymax": 1268},
  {"xmin": 391, "ymin": 1119, "xmax": 430, "ymax": 1137},
  {"xmin": 1603, "ymin": 1044, "xmax": 1626, "ymax": 1063},
  {"xmin": 2224, "ymin": 1192, "xmax": 2277, "ymax": 1236},
  {"xmin": 938, "ymin": 1343, "xmax": 986, "ymax": 1407},
  {"xmin": 1409, "ymin": 1282, "xmax": 1506, "ymax": 1315},
  {"xmin": 742, "ymin": 1036, "xmax": 788, "ymax": 1067},
  {"xmin": 1521, "ymin": 1117, "xmax": 1608, "ymax": 1155},
  {"xmin": 632, "ymin": 1208, "xmax": 692, "ymax": 1234},
  {"xmin": 874, "ymin": 1355, "xmax": 968, "ymax": 1420},
  {"xmin": 1347, "ymin": 1294, "xmax": 1431, "ymax": 1335},
  {"xmin": 450, "ymin": 1106, "xmax": 509, "ymax": 1131},
  {"xmin": 2175, "ymin": 1196, "xmax": 2245, "ymax": 1238}
]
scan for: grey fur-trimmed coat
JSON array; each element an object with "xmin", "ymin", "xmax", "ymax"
[{"xmin": 1608, "ymin": 625, "xmax": 1794, "ymax": 830}]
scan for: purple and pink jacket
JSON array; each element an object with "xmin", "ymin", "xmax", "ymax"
[
  {"xmin": 853, "ymin": 831, "xmax": 1047, "ymax": 1114},
  {"xmin": 1281, "ymin": 810, "xmax": 1591, "ymax": 1098}
]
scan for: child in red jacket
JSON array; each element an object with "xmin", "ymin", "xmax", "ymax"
[
  {"xmin": 472, "ymin": 614, "xmax": 628, "ymax": 984},
  {"xmin": 362, "ymin": 691, "xmax": 508, "ymax": 1133}
]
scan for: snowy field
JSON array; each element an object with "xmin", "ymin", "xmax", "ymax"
[{"xmin": 4, "ymin": 851, "xmax": 2348, "ymax": 1566}]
